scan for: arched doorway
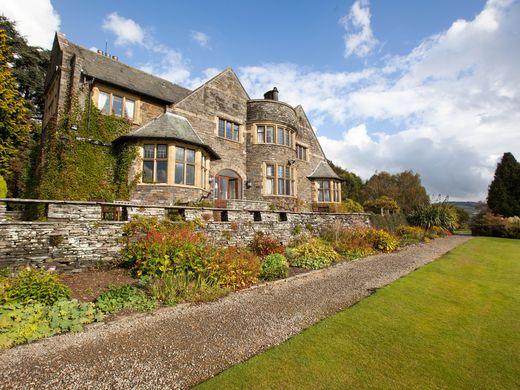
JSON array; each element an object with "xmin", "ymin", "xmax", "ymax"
[{"xmin": 215, "ymin": 169, "xmax": 242, "ymax": 208}]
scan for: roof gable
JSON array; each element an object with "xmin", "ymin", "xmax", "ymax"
[{"xmin": 175, "ymin": 67, "xmax": 250, "ymax": 106}]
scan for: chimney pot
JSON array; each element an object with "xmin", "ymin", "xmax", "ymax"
[{"xmin": 263, "ymin": 87, "xmax": 279, "ymax": 101}]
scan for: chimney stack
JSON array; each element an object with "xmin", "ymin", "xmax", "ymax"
[{"xmin": 263, "ymin": 87, "xmax": 279, "ymax": 101}]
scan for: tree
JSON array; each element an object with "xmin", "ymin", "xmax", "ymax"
[
  {"xmin": 364, "ymin": 196, "xmax": 400, "ymax": 216},
  {"xmin": 0, "ymin": 29, "xmax": 31, "ymax": 185},
  {"xmin": 394, "ymin": 171, "xmax": 430, "ymax": 214},
  {"xmin": 362, "ymin": 170, "xmax": 429, "ymax": 214},
  {"xmin": 328, "ymin": 160, "xmax": 364, "ymax": 202},
  {"xmin": 0, "ymin": 16, "xmax": 50, "ymax": 119},
  {"xmin": 487, "ymin": 152, "xmax": 520, "ymax": 217}
]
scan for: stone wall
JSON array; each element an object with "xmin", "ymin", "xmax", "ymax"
[
  {"xmin": 48, "ymin": 204, "xmax": 102, "ymax": 221},
  {"xmin": 0, "ymin": 199, "xmax": 370, "ymax": 272},
  {"xmin": 0, "ymin": 222, "xmax": 124, "ymax": 272},
  {"xmin": 0, "ymin": 211, "xmax": 369, "ymax": 271}
]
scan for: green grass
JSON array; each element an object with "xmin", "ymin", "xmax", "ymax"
[{"xmin": 199, "ymin": 237, "xmax": 520, "ymax": 389}]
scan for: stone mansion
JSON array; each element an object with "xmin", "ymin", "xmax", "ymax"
[{"xmin": 43, "ymin": 33, "xmax": 341, "ymax": 210}]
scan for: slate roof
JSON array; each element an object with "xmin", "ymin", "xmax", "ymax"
[
  {"xmin": 59, "ymin": 34, "xmax": 191, "ymax": 103},
  {"xmin": 307, "ymin": 161, "xmax": 342, "ymax": 180},
  {"xmin": 115, "ymin": 113, "xmax": 220, "ymax": 159}
]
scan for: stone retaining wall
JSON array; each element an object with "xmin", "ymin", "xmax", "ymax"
[
  {"xmin": 0, "ymin": 222, "xmax": 125, "ymax": 272},
  {"xmin": 0, "ymin": 201, "xmax": 370, "ymax": 272}
]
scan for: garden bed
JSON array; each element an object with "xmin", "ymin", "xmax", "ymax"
[{"xmin": 61, "ymin": 269, "xmax": 137, "ymax": 302}]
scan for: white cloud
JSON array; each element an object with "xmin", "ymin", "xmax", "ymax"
[
  {"xmin": 191, "ymin": 31, "xmax": 210, "ymax": 48},
  {"xmin": 239, "ymin": 0, "xmax": 520, "ymax": 200},
  {"xmin": 0, "ymin": 0, "xmax": 60, "ymax": 49},
  {"xmin": 340, "ymin": 0, "xmax": 378, "ymax": 58},
  {"xmin": 102, "ymin": 12, "xmax": 145, "ymax": 46}
]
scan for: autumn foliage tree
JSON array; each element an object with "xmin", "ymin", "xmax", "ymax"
[
  {"xmin": 363, "ymin": 170, "xmax": 429, "ymax": 214},
  {"xmin": 487, "ymin": 152, "xmax": 520, "ymax": 217},
  {"xmin": 0, "ymin": 29, "xmax": 31, "ymax": 188}
]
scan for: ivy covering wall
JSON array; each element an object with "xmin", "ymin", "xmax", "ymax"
[{"xmin": 36, "ymin": 98, "xmax": 138, "ymax": 201}]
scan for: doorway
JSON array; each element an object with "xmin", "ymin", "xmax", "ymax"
[{"xmin": 215, "ymin": 169, "xmax": 242, "ymax": 208}]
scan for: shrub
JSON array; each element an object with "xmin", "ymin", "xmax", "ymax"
[
  {"xmin": 260, "ymin": 254, "xmax": 289, "ymax": 281},
  {"xmin": 3, "ymin": 268, "xmax": 71, "ymax": 305},
  {"xmin": 369, "ymin": 213, "xmax": 408, "ymax": 232},
  {"xmin": 321, "ymin": 199, "xmax": 364, "ymax": 213},
  {"xmin": 365, "ymin": 229, "xmax": 400, "ymax": 252},
  {"xmin": 397, "ymin": 226, "xmax": 425, "ymax": 241},
  {"xmin": 0, "ymin": 175, "xmax": 6, "ymax": 198},
  {"xmin": 124, "ymin": 224, "xmax": 211, "ymax": 277},
  {"xmin": 427, "ymin": 226, "xmax": 450, "ymax": 238},
  {"xmin": 211, "ymin": 247, "xmax": 261, "ymax": 290},
  {"xmin": 95, "ymin": 284, "xmax": 157, "ymax": 314},
  {"xmin": 340, "ymin": 199, "xmax": 364, "ymax": 213},
  {"xmin": 148, "ymin": 272, "xmax": 228, "ymax": 304},
  {"xmin": 288, "ymin": 238, "xmax": 339, "ymax": 269},
  {"xmin": 123, "ymin": 217, "xmax": 262, "ymax": 292},
  {"xmin": 290, "ymin": 256, "xmax": 333, "ymax": 270},
  {"xmin": 0, "ymin": 300, "xmax": 102, "ymax": 349},
  {"xmin": 249, "ymin": 232, "xmax": 285, "ymax": 257},
  {"xmin": 470, "ymin": 212, "xmax": 520, "ymax": 239},
  {"xmin": 408, "ymin": 203, "xmax": 457, "ymax": 231}
]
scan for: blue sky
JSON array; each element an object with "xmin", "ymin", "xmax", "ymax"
[{"xmin": 1, "ymin": 0, "xmax": 519, "ymax": 201}]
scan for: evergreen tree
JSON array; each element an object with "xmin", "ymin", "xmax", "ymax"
[
  {"xmin": 0, "ymin": 16, "xmax": 50, "ymax": 119},
  {"xmin": 487, "ymin": 152, "xmax": 520, "ymax": 217},
  {"xmin": 0, "ymin": 29, "xmax": 31, "ymax": 185}
]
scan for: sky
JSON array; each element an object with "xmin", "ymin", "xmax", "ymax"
[{"xmin": 1, "ymin": 0, "xmax": 519, "ymax": 201}]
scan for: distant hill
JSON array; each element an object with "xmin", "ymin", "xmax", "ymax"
[{"xmin": 447, "ymin": 201, "xmax": 487, "ymax": 217}]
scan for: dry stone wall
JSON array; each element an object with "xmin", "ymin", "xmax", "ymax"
[{"xmin": 0, "ymin": 201, "xmax": 370, "ymax": 272}]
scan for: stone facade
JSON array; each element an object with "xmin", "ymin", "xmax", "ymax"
[{"xmin": 43, "ymin": 35, "xmax": 342, "ymax": 210}]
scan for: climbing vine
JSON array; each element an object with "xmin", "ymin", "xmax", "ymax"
[{"xmin": 36, "ymin": 96, "xmax": 138, "ymax": 201}]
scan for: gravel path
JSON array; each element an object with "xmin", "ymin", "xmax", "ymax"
[{"xmin": 0, "ymin": 235, "xmax": 471, "ymax": 389}]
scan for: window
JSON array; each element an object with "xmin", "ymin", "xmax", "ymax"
[
  {"xmin": 318, "ymin": 180, "xmax": 331, "ymax": 202},
  {"xmin": 175, "ymin": 147, "xmax": 196, "ymax": 186},
  {"xmin": 296, "ymin": 144, "xmax": 307, "ymax": 161},
  {"xmin": 97, "ymin": 90, "xmax": 136, "ymax": 121},
  {"xmin": 266, "ymin": 164, "xmax": 275, "ymax": 195},
  {"xmin": 317, "ymin": 180, "xmax": 341, "ymax": 202},
  {"xmin": 256, "ymin": 124, "xmax": 293, "ymax": 146},
  {"xmin": 257, "ymin": 126, "xmax": 265, "ymax": 143},
  {"xmin": 277, "ymin": 127, "xmax": 292, "ymax": 147},
  {"xmin": 201, "ymin": 155, "xmax": 208, "ymax": 189},
  {"xmin": 142, "ymin": 144, "xmax": 168, "ymax": 183},
  {"xmin": 266, "ymin": 126, "xmax": 274, "ymax": 143},
  {"xmin": 264, "ymin": 163, "xmax": 295, "ymax": 196},
  {"xmin": 333, "ymin": 181, "xmax": 341, "ymax": 202},
  {"xmin": 277, "ymin": 127, "xmax": 285, "ymax": 145},
  {"xmin": 218, "ymin": 118, "xmax": 240, "ymax": 141}
]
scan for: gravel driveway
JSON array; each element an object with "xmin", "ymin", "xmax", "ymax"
[{"xmin": 0, "ymin": 235, "xmax": 471, "ymax": 389}]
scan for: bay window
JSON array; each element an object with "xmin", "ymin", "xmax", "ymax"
[
  {"xmin": 317, "ymin": 180, "xmax": 342, "ymax": 203},
  {"xmin": 175, "ymin": 147, "xmax": 196, "ymax": 186},
  {"xmin": 256, "ymin": 124, "xmax": 293, "ymax": 147},
  {"xmin": 143, "ymin": 144, "xmax": 168, "ymax": 183}
]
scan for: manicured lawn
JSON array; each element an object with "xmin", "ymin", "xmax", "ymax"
[{"xmin": 199, "ymin": 237, "xmax": 520, "ymax": 389}]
